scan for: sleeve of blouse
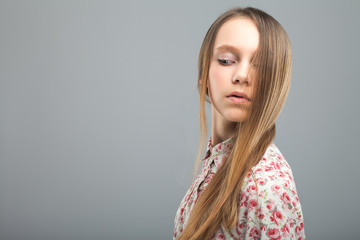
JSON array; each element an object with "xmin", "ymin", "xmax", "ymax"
[{"xmin": 237, "ymin": 166, "xmax": 306, "ymax": 240}]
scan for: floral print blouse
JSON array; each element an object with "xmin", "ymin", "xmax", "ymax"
[{"xmin": 173, "ymin": 136, "xmax": 305, "ymax": 239}]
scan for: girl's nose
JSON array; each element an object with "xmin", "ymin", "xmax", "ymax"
[{"xmin": 232, "ymin": 62, "xmax": 251, "ymax": 85}]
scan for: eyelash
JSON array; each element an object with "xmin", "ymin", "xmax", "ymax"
[
  {"xmin": 218, "ymin": 59, "xmax": 235, "ymax": 65},
  {"xmin": 218, "ymin": 58, "xmax": 260, "ymax": 68}
]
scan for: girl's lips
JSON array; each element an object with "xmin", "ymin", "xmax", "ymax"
[
  {"xmin": 227, "ymin": 96, "xmax": 250, "ymax": 104},
  {"xmin": 227, "ymin": 91, "xmax": 250, "ymax": 101}
]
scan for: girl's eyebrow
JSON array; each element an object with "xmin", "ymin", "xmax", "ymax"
[{"xmin": 214, "ymin": 45, "xmax": 240, "ymax": 55}]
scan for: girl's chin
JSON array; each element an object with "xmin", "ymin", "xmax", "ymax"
[
  {"xmin": 224, "ymin": 113, "xmax": 249, "ymax": 123},
  {"xmin": 226, "ymin": 117, "xmax": 248, "ymax": 123}
]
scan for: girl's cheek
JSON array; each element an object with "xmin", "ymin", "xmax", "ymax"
[{"xmin": 211, "ymin": 65, "xmax": 226, "ymax": 79}]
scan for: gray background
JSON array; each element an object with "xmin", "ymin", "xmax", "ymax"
[{"xmin": 0, "ymin": 0, "xmax": 359, "ymax": 239}]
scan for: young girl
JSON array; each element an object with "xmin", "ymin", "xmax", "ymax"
[{"xmin": 173, "ymin": 7, "xmax": 305, "ymax": 240}]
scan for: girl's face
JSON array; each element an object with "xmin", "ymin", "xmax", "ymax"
[{"xmin": 208, "ymin": 17, "xmax": 259, "ymax": 123}]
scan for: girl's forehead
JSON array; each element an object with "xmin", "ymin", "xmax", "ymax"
[{"xmin": 213, "ymin": 17, "xmax": 259, "ymax": 53}]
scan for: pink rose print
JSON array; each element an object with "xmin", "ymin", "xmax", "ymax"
[
  {"xmin": 216, "ymin": 144, "xmax": 222, "ymax": 151},
  {"xmin": 281, "ymin": 225, "xmax": 290, "ymax": 238},
  {"xmin": 216, "ymin": 232, "xmax": 225, "ymax": 239},
  {"xmin": 271, "ymin": 184, "xmax": 281, "ymax": 194},
  {"xmin": 238, "ymin": 222, "xmax": 244, "ymax": 229},
  {"xmin": 240, "ymin": 192, "xmax": 248, "ymax": 202},
  {"xmin": 269, "ymin": 161, "xmax": 281, "ymax": 170},
  {"xmin": 275, "ymin": 162, "xmax": 281, "ymax": 170},
  {"xmin": 281, "ymin": 192, "xmax": 292, "ymax": 204},
  {"xmin": 257, "ymin": 177, "xmax": 266, "ymax": 186},
  {"xmin": 240, "ymin": 193, "xmax": 249, "ymax": 207},
  {"xmin": 277, "ymin": 171, "xmax": 285, "ymax": 178},
  {"xmin": 266, "ymin": 228, "xmax": 281, "ymax": 240},
  {"xmin": 265, "ymin": 165, "xmax": 273, "ymax": 172},
  {"xmin": 225, "ymin": 143, "xmax": 233, "ymax": 152},
  {"xmin": 243, "ymin": 210, "xmax": 248, "ymax": 218},
  {"xmin": 258, "ymin": 212, "xmax": 265, "ymax": 220},
  {"xmin": 270, "ymin": 210, "xmax": 283, "ymax": 226},
  {"xmin": 249, "ymin": 199, "xmax": 258, "ymax": 209},
  {"xmin": 281, "ymin": 223, "xmax": 290, "ymax": 234},
  {"xmin": 295, "ymin": 222, "xmax": 304, "ymax": 236},
  {"xmin": 246, "ymin": 184, "xmax": 257, "ymax": 196},
  {"xmin": 266, "ymin": 199, "xmax": 276, "ymax": 211},
  {"xmin": 249, "ymin": 226, "xmax": 260, "ymax": 239}
]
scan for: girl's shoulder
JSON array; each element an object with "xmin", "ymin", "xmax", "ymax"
[
  {"xmin": 240, "ymin": 141, "xmax": 299, "ymax": 201},
  {"xmin": 249, "ymin": 141, "xmax": 295, "ymax": 184},
  {"xmin": 234, "ymin": 142, "xmax": 306, "ymax": 240}
]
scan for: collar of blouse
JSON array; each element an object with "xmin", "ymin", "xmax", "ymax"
[{"xmin": 203, "ymin": 136, "xmax": 235, "ymax": 169}]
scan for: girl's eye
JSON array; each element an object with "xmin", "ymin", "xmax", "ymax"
[{"xmin": 218, "ymin": 59, "xmax": 234, "ymax": 65}]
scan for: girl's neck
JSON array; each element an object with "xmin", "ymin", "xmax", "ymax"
[{"xmin": 211, "ymin": 111, "xmax": 238, "ymax": 147}]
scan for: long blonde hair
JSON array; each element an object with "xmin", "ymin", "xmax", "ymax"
[{"xmin": 178, "ymin": 7, "xmax": 292, "ymax": 240}]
